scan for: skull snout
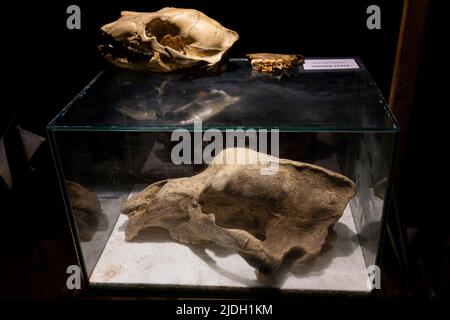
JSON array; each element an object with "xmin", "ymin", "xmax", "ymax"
[
  {"xmin": 101, "ymin": 21, "xmax": 138, "ymax": 41},
  {"xmin": 121, "ymin": 180, "xmax": 167, "ymax": 216}
]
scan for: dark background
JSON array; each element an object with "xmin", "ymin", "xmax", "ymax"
[{"xmin": 1, "ymin": 0, "xmax": 447, "ymax": 300}]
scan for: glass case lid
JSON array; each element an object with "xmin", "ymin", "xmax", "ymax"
[{"xmin": 48, "ymin": 58, "xmax": 399, "ymax": 132}]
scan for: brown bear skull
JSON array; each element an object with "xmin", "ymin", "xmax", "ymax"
[{"xmin": 100, "ymin": 7, "xmax": 239, "ymax": 72}]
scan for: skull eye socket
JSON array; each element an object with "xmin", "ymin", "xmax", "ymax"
[
  {"xmin": 145, "ymin": 18, "xmax": 181, "ymax": 40},
  {"xmin": 199, "ymin": 192, "xmax": 274, "ymax": 242},
  {"xmin": 145, "ymin": 18, "xmax": 194, "ymax": 52}
]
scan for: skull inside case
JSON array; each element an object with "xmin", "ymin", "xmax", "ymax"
[{"xmin": 48, "ymin": 58, "xmax": 398, "ymax": 294}]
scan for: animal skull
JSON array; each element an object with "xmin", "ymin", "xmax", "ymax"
[
  {"xmin": 100, "ymin": 8, "xmax": 239, "ymax": 72},
  {"xmin": 121, "ymin": 148, "xmax": 356, "ymax": 274}
]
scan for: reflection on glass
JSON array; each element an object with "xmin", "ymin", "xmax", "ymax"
[{"xmin": 118, "ymin": 89, "xmax": 239, "ymax": 124}]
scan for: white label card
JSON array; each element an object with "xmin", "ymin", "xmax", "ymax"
[{"xmin": 303, "ymin": 59, "xmax": 359, "ymax": 70}]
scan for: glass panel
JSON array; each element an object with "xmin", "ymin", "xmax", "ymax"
[{"xmin": 49, "ymin": 59, "xmax": 398, "ymax": 132}]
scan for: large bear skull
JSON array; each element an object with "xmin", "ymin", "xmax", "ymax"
[
  {"xmin": 100, "ymin": 7, "xmax": 239, "ymax": 72},
  {"xmin": 122, "ymin": 148, "xmax": 356, "ymax": 274}
]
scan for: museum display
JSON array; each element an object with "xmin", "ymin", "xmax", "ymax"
[
  {"xmin": 99, "ymin": 7, "xmax": 239, "ymax": 72},
  {"xmin": 48, "ymin": 55, "xmax": 398, "ymax": 294}
]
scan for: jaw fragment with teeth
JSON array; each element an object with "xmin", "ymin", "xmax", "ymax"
[{"xmin": 246, "ymin": 53, "xmax": 305, "ymax": 73}]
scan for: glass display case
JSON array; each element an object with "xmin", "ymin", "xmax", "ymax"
[{"xmin": 48, "ymin": 58, "xmax": 398, "ymax": 296}]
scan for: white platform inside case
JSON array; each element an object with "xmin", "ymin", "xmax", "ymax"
[{"xmin": 89, "ymin": 185, "xmax": 370, "ymax": 294}]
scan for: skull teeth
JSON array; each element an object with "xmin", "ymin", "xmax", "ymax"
[{"xmin": 126, "ymin": 45, "xmax": 152, "ymax": 56}]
